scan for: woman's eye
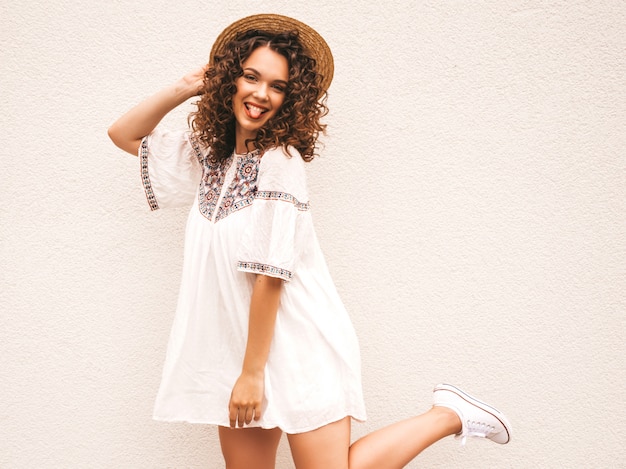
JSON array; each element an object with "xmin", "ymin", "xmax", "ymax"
[
  {"xmin": 244, "ymin": 74, "xmax": 257, "ymax": 82},
  {"xmin": 271, "ymin": 84, "xmax": 285, "ymax": 92}
]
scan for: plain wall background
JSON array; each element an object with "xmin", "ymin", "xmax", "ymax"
[{"xmin": 2, "ymin": 0, "xmax": 624, "ymax": 467}]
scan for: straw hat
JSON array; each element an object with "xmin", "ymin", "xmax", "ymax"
[{"xmin": 209, "ymin": 14, "xmax": 334, "ymax": 94}]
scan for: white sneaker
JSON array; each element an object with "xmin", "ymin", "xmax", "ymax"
[{"xmin": 433, "ymin": 383, "xmax": 512, "ymax": 445}]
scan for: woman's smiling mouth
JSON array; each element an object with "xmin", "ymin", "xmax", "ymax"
[{"xmin": 245, "ymin": 103, "xmax": 268, "ymax": 119}]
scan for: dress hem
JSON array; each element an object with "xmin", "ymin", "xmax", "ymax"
[{"xmin": 152, "ymin": 412, "xmax": 367, "ymax": 434}]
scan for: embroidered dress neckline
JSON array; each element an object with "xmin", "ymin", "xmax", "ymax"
[
  {"xmin": 235, "ymin": 149, "xmax": 260, "ymax": 158},
  {"xmin": 210, "ymin": 157, "xmax": 238, "ymax": 223},
  {"xmin": 198, "ymin": 150, "xmax": 261, "ymax": 223}
]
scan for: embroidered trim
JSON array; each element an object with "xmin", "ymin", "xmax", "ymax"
[
  {"xmin": 237, "ymin": 261, "xmax": 292, "ymax": 281},
  {"xmin": 254, "ymin": 191, "xmax": 310, "ymax": 211},
  {"xmin": 188, "ymin": 134, "xmax": 206, "ymax": 165},
  {"xmin": 196, "ymin": 149, "xmax": 307, "ymax": 222},
  {"xmin": 140, "ymin": 137, "xmax": 159, "ymax": 211},
  {"xmin": 198, "ymin": 154, "xmax": 233, "ymax": 221},
  {"xmin": 215, "ymin": 153, "xmax": 260, "ymax": 221}
]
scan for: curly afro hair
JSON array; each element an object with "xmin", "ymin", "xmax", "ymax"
[{"xmin": 190, "ymin": 29, "xmax": 328, "ymax": 162}]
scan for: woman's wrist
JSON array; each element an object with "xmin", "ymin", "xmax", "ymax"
[
  {"xmin": 241, "ymin": 363, "xmax": 266, "ymax": 378},
  {"xmin": 174, "ymin": 68, "xmax": 206, "ymax": 101},
  {"xmin": 170, "ymin": 78, "xmax": 200, "ymax": 102}
]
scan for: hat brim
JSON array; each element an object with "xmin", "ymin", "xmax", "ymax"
[{"xmin": 209, "ymin": 14, "xmax": 334, "ymax": 94}]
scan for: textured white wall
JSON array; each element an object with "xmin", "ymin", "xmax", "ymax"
[{"xmin": 2, "ymin": 0, "xmax": 625, "ymax": 467}]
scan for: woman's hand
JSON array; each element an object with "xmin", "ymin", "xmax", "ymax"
[
  {"xmin": 228, "ymin": 371, "xmax": 264, "ymax": 428},
  {"xmin": 180, "ymin": 66, "xmax": 207, "ymax": 96}
]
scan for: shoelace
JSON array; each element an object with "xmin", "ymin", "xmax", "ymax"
[{"xmin": 457, "ymin": 420, "xmax": 497, "ymax": 446}]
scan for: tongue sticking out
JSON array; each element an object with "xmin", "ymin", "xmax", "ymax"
[
  {"xmin": 249, "ymin": 108, "xmax": 263, "ymax": 119},
  {"xmin": 246, "ymin": 104, "xmax": 265, "ymax": 119}
]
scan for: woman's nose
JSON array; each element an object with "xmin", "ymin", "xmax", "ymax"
[{"xmin": 253, "ymin": 83, "xmax": 269, "ymax": 100}]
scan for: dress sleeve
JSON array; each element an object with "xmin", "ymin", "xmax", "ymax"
[
  {"xmin": 237, "ymin": 147, "xmax": 310, "ymax": 282},
  {"xmin": 139, "ymin": 127, "xmax": 203, "ymax": 210}
]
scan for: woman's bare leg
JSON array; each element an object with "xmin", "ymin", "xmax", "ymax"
[
  {"xmin": 218, "ymin": 426, "xmax": 282, "ymax": 469},
  {"xmin": 287, "ymin": 417, "xmax": 351, "ymax": 469},
  {"xmin": 287, "ymin": 407, "xmax": 460, "ymax": 469},
  {"xmin": 348, "ymin": 407, "xmax": 460, "ymax": 469}
]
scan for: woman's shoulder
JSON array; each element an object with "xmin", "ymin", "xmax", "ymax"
[
  {"xmin": 259, "ymin": 145, "xmax": 306, "ymax": 174},
  {"xmin": 261, "ymin": 145, "xmax": 304, "ymax": 163},
  {"xmin": 257, "ymin": 146, "xmax": 308, "ymax": 195}
]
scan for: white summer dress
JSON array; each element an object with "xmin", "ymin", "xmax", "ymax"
[{"xmin": 141, "ymin": 128, "xmax": 366, "ymax": 433}]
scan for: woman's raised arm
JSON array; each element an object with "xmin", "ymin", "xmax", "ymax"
[{"xmin": 107, "ymin": 67, "xmax": 206, "ymax": 156}]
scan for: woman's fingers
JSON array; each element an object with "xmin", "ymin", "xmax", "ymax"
[
  {"xmin": 244, "ymin": 406, "xmax": 258, "ymax": 425},
  {"xmin": 228, "ymin": 401, "xmax": 238, "ymax": 428},
  {"xmin": 228, "ymin": 372, "xmax": 265, "ymax": 427},
  {"xmin": 228, "ymin": 400, "xmax": 261, "ymax": 428}
]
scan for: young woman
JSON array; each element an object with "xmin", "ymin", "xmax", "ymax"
[{"xmin": 108, "ymin": 14, "xmax": 512, "ymax": 469}]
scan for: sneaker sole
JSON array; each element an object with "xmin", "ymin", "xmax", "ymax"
[{"xmin": 434, "ymin": 383, "xmax": 512, "ymax": 444}]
